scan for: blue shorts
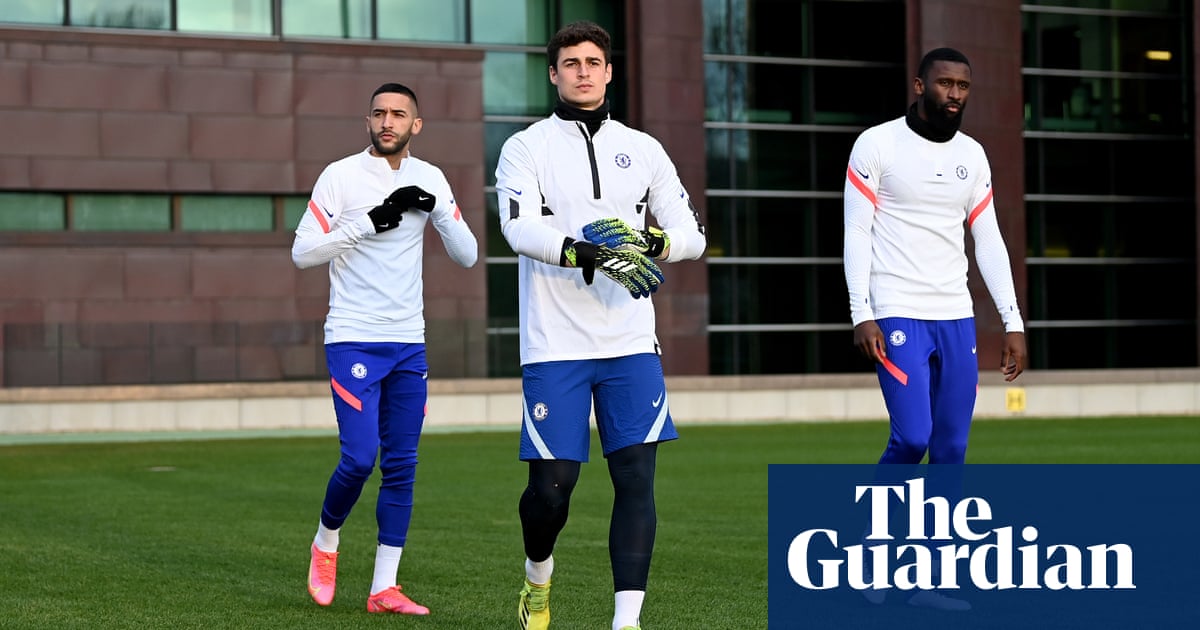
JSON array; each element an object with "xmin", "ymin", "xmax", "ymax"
[{"xmin": 520, "ymin": 353, "xmax": 678, "ymax": 462}]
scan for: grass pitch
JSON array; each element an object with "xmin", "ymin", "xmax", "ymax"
[{"xmin": 1, "ymin": 416, "xmax": 1197, "ymax": 629}]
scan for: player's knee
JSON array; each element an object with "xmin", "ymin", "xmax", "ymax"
[
  {"xmin": 379, "ymin": 462, "xmax": 416, "ymax": 490},
  {"xmin": 886, "ymin": 435, "xmax": 930, "ymax": 464},
  {"xmin": 525, "ymin": 461, "xmax": 580, "ymax": 510},
  {"xmin": 928, "ymin": 440, "xmax": 968, "ymax": 464},
  {"xmin": 608, "ymin": 443, "xmax": 657, "ymax": 495},
  {"xmin": 526, "ymin": 479, "xmax": 572, "ymax": 510},
  {"xmin": 336, "ymin": 451, "xmax": 377, "ymax": 481},
  {"xmin": 379, "ymin": 450, "xmax": 418, "ymax": 475}
]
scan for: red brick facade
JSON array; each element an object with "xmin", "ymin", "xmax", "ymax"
[{"xmin": 0, "ymin": 27, "xmax": 488, "ymax": 385}]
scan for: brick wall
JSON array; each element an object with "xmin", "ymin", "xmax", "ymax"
[{"xmin": 0, "ymin": 27, "xmax": 488, "ymax": 385}]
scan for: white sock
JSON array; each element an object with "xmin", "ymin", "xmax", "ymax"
[
  {"xmin": 313, "ymin": 522, "xmax": 339, "ymax": 553},
  {"xmin": 371, "ymin": 544, "xmax": 403, "ymax": 595},
  {"xmin": 525, "ymin": 555, "xmax": 554, "ymax": 585},
  {"xmin": 613, "ymin": 590, "xmax": 645, "ymax": 630}
]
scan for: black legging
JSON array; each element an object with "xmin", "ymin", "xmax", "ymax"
[{"xmin": 519, "ymin": 443, "xmax": 659, "ymax": 591}]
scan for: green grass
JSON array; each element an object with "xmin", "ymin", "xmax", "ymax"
[{"xmin": 1, "ymin": 416, "xmax": 1198, "ymax": 629}]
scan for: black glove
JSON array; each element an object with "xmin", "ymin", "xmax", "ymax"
[{"xmin": 367, "ymin": 185, "xmax": 436, "ymax": 233}]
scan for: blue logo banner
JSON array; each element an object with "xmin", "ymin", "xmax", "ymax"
[{"xmin": 768, "ymin": 464, "xmax": 1200, "ymax": 629}]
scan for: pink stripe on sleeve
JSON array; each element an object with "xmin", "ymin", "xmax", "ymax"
[
  {"xmin": 308, "ymin": 200, "xmax": 331, "ymax": 233},
  {"xmin": 967, "ymin": 188, "xmax": 994, "ymax": 227},
  {"xmin": 846, "ymin": 165, "xmax": 878, "ymax": 209}
]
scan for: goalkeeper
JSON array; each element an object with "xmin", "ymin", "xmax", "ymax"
[{"xmin": 494, "ymin": 20, "xmax": 706, "ymax": 630}]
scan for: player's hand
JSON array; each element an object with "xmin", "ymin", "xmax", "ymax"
[
  {"xmin": 853, "ymin": 321, "xmax": 886, "ymax": 362},
  {"xmin": 367, "ymin": 185, "xmax": 436, "ymax": 233},
  {"xmin": 595, "ymin": 247, "xmax": 664, "ymax": 298},
  {"xmin": 564, "ymin": 240, "xmax": 663, "ymax": 298},
  {"xmin": 1001, "ymin": 331, "xmax": 1027, "ymax": 382},
  {"xmin": 387, "ymin": 185, "xmax": 436, "ymax": 212},
  {"xmin": 581, "ymin": 218, "xmax": 670, "ymax": 259}
]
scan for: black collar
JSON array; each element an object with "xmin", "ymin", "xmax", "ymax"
[
  {"xmin": 905, "ymin": 102, "xmax": 957, "ymax": 143},
  {"xmin": 554, "ymin": 99, "xmax": 610, "ymax": 136}
]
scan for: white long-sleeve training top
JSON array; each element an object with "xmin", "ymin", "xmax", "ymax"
[
  {"xmin": 843, "ymin": 116, "xmax": 1024, "ymax": 333},
  {"xmin": 292, "ymin": 147, "xmax": 478, "ymax": 344},
  {"xmin": 496, "ymin": 114, "xmax": 707, "ymax": 365}
]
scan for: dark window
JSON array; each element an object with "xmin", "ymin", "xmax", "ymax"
[
  {"xmin": 710, "ymin": 330, "xmax": 864, "ymax": 375},
  {"xmin": 1023, "ymin": 1, "xmax": 1195, "ymax": 370},
  {"xmin": 703, "ymin": 0, "xmax": 905, "ymax": 375}
]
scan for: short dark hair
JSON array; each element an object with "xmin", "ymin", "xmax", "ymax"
[
  {"xmin": 917, "ymin": 47, "xmax": 971, "ymax": 80},
  {"xmin": 371, "ymin": 82, "xmax": 419, "ymax": 109},
  {"xmin": 547, "ymin": 20, "xmax": 612, "ymax": 68}
]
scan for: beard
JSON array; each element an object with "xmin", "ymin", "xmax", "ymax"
[
  {"xmin": 370, "ymin": 130, "xmax": 410, "ymax": 156},
  {"xmin": 922, "ymin": 91, "xmax": 965, "ymax": 135}
]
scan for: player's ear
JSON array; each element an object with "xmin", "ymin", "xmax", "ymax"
[
  {"xmin": 411, "ymin": 117, "xmax": 423, "ymax": 136},
  {"xmin": 913, "ymin": 76, "xmax": 925, "ymax": 96}
]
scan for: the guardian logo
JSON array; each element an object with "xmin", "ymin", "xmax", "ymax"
[{"xmin": 786, "ymin": 477, "xmax": 1135, "ymax": 592}]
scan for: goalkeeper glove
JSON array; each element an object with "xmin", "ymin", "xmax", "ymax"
[
  {"xmin": 367, "ymin": 185, "xmax": 437, "ymax": 233},
  {"xmin": 560, "ymin": 238, "xmax": 663, "ymax": 299},
  {"xmin": 581, "ymin": 217, "xmax": 670, "ymax": 259}
]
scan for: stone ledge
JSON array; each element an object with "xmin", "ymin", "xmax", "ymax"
[{"xmin": 1, "ymin": 368, "xmax": 1196, "ymax": 403}]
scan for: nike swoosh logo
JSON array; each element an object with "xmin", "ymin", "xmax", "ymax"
[
  {"xmin": 971, "ymin": 346, "xmax": 977, "ymax": 354},
  {"xmin": 855, "ymin": 168, "xmax": 870, "ymax": 180},
  {"xmin": 418, "ymin": 195, "xmax": 431, "ymax": 202},
  {"xmin": 500, "ymin": 186, "xmax": 522, "ymax": 196},
  {"xmin": 651, "ymin": 392, "xmax": 664, "ymax": 408},
  {"xmin": 323, "ymin": 208, "xmax": 334, "ymax": 218}
]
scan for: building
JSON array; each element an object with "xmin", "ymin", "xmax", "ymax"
[{"xmin": 0, "ymin": 0, "xmax": 1194, "ymax": 387}]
